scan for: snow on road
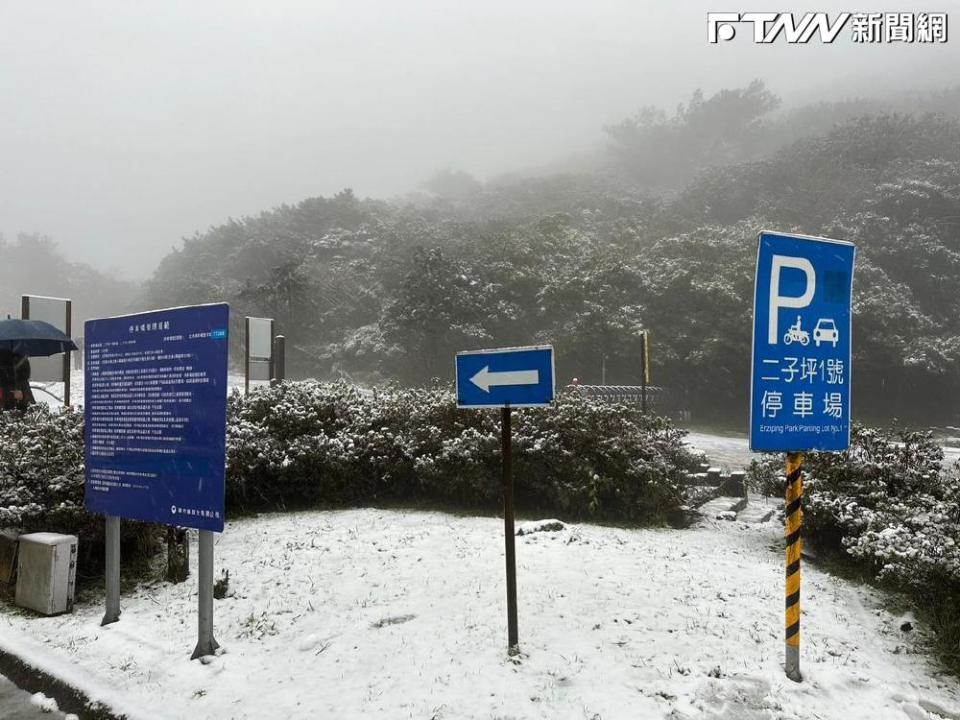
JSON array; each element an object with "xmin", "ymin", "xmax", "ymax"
[
  {"xmin": 684, "ymin": 430, "xmax": 752, "ymax": 470},
  {"xmin": 2, "ymin": 508, "xmax": 958, "ymax": 720},
  {"xmin": 685, "ymin": 429, "xmax": 960, "ymax": 471}
]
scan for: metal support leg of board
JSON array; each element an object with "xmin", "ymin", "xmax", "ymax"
[
  {"xmin": 191, "ymin": 530, "xmax": 221, "ymax": 660},
  {"xmin": 101, "ymin": 515, "xmax": 121, "ymax": 626}
]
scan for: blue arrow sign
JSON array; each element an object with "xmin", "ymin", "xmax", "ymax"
[
  {"xmin": 750, "ymin": 231, "xmax": 856, "ymax": 452},
  {"xmin": 456, "ymin": 345, "xmax": 555, "ymax": 408}
]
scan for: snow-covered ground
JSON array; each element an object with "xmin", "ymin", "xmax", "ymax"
[{"xmin": 2, "ymin": 508, "xmax": 958, "ymax": 720}]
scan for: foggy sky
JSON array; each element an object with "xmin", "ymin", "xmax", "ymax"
[{"xmin": 1, "ymin": 0, "xmax": 957, "ymax": 278}]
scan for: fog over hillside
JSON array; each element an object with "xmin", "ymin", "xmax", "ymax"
[{"xmin": 1, "ymin": 0, "xmax": 958, "ymax": 277}]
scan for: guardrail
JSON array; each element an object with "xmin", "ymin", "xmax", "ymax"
[{"xmin": 564, "ymin": 384, "xmax": 667, "ymax": 408}]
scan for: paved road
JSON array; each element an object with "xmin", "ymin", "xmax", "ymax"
[
  {"xmin": 0, "ymin": 674, "xmax": 67, "ymax": 719},
  {"xmin": 684, "ymin": 430, "xmax": 752, "ymax": 470},
  {"xmin": 686, "ymin": 429, "xmax": 960, "ymax": 470}
]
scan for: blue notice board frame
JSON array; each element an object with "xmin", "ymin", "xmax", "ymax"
[
  {"xmin": 750, "ymin": 232, "xmax": 855, "ymax": 453},
  {"xmin": 84, "ymin": 304, "xmax": 230, "ymax": 531}
]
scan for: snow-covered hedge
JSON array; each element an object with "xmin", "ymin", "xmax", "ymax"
[
  {"xmin": 0, "ymin": 405, "xmax": 156, "ymax": 574},
  {"xmin": 0, "ymin": 383, "xmax": 702, "ymax": 578},
  {"xmin": 227, "ymin": 381, "xmax": 703, "ymax": 523},
  {"xmin": 0, "ymin": 405, "xmax": 84, "ymax": 529},
  {"xmin": 748, "ymin": 425, "xmax": 960, "ymax": 652}
]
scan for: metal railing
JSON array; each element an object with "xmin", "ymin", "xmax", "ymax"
[{"xmin": 564, "ymin": 384, "xmax": 669, "ymax": 409}]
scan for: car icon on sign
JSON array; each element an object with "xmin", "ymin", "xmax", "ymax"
[{"xmin": 813, "ymin": 318, "xmax": 839, "ymax": 347}]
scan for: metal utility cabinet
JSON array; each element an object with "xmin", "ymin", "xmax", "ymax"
[{"xmin": 15, "ymin": 533, "xmax": 77, "ymax": 615}]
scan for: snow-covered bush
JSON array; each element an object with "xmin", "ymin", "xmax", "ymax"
[
  {"xmin": 0, "ymin": 405, "xmax": 85, "ymax": 529},
  {"xmin": 0, "ymin": 405, "xmax": 156, "ymax": 576},
  {"xmin": 0, "ymin": 383, "xmax": 701, "ymax": 580},
  {"xmin": 748, "ymin": 425, "xmax": 960, "ymax": 611},
  {"xmin": 227, "ymin": 381, "xmax": 702, "ymax": 523}
]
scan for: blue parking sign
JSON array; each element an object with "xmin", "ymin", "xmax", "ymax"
[{"xmin": 750, "ymin": 232, "xmax": 856, "ymax": 452}]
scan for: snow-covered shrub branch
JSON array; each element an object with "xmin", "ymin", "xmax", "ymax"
[
  {"xmin": 225, "ymin": 381, "xmax": 703, "ymax": 523},
  {"xmin": 748, "ymin": 425, "xmax": 960, "ymax": 597},
  {"xmin": 0, "ymin": 384, "xmax": 702, "ymax": 578},
  {"xmin": 0, "ymin": 405, "xmax": 84, "ymax": 528},
  {"xmin": 0, "ymin": 405, "xmax": 155, "ymax": 575}
]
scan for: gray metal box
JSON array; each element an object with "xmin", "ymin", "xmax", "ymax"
[{"xmin": 15, "ymin": 533, "xmax": 77, "ymax": 615}]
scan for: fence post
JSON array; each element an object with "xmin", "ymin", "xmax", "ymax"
[{"xmin": 641, "ymin": 331, "xmax": 649, "ymax": 413}]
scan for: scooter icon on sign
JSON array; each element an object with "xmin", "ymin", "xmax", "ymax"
[{"xmin": 783, "ymin": 316, "xmax": 810, "ymax": 346}]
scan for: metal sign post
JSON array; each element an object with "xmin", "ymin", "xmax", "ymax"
[
  {"xmin": 101, "ymin": 515, "xmax": 120, "ymax": 626},
  {"xmin": 749, "ymin": 231, "xmax": 855, "ymax": 683},
  {"xmin": 272, "ymin": 335, "xmax": 286, "ymax": 385},
  {"xmin": 456, "ymin": 345, "xmax": 555, "ymax": 653},
  {"xmin": 501, "ymin": 407, "xmax": 518, "ymax": 650},
  {"xmin": 191, "ymin": 530, "xmax": 220, "ymax": 659},
  {"xmin": 784, "ymin": 452, "xmax": 804, "ymax": 681},
  {"xmin": 84, "ymin": 304, "xmax": 230, "ymax": 658}
]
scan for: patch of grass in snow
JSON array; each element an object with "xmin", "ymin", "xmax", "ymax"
[
  {"xmin": 237, "ymin": 611, "xmax": 279, "ymax": 640},
  {"xmin": 371, "ymin": 613, "xmax": 416, "ymax": 628}
]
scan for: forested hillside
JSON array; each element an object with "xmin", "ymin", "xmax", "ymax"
[
  {"xmin": 145, "ymin": 83, "xmax": 960, "ymax": 425},
  {"xmin": 0, "ymin": 234, "xmax": 136, "ymax": 326}
]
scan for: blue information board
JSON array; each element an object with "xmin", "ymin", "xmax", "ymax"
[
  {"xmin": 84, "ymin": 304, "xmax": 230, "ymax": 531},
  {"xmin": 750, "ymin": 232, "xmax": 855, "ymax": 452},
  {"xmin": 456, "ymin": 345, "xmax": 554, "ymax": 408}
]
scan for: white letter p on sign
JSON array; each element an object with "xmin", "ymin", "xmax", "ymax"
[{"xmin": 769, "ymin": 255, "xmax": 815, "ymax": 344}]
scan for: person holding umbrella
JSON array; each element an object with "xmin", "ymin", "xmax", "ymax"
[
  {"xmin": 12, "ymin": 352, "xmax": 34, "ymax": 409},
  {"xmin": 0, "ymin": 318, "xmax": 76, "ymax": 410},
  {"xmin": 0, "ymin": 349, "xmax": 35, "ymax": 410},
  {"xmin": 0, "ymin": 349, "xmax": 13, "ymax": 410}
]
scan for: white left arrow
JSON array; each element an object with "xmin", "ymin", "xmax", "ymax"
[{"xmin": 470, "ymin": 366, "xmax": 539, "ymax": 393}]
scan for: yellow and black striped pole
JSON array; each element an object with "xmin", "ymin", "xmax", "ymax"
[{"xmin": 784, "ymin": 451, "xmax": 803, "ymax": 682}]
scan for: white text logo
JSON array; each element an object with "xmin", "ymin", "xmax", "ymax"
[{"xmin": 708, "ymin": 12, "xmax": 948, "ymax": 44}]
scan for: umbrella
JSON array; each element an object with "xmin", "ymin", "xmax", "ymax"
[{"xmin": 0, "ymin": 319, "xmax": 78, "ymax": 357}]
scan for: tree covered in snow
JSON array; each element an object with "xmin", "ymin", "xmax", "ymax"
[
  {"xmin": 0, "ymin": 233, "xmax": 136, "ymax": 325},
  {"xmin": 143, "ymin": 86, "xmax": 960, "ymax": 425}
]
